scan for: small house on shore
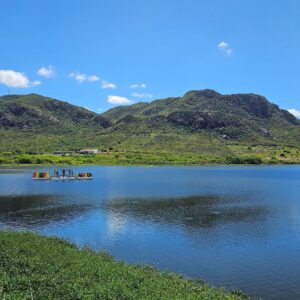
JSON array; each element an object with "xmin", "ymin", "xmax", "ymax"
[{"xmin": 79, "ymin": 148, "xmax": 99, "ymax": 154}]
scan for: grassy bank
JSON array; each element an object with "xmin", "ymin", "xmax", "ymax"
[
  {"xmin": 0, "ymin": 231, "xmax": 247, "ymax": 299},
  {"xmin": 0, "ymin": 145, "xmax": 300, "ymax": 167}
]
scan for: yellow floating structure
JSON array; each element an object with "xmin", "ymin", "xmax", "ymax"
[
  {"xmin": 32, "ymin": 169, "xmax": 93, "ymax": 180},
  {"xmin": 32, "ymin": 172, "xmax": 50, "ymax": 180}
]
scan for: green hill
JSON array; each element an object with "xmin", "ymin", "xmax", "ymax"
[
  {"xmin": 0, "ymin": 93, "xmax": 111, "ymax": 133},
  {"xmin": 1, "ymin": 90, "xmax": 300, "ymax": 164},
  {"xmin": 103, "ymin": 89, "xmax": 299, "ymax": 144},
  {"xmin": 0, "ymin": 94, "xmax": 112, "ymax": 153}
]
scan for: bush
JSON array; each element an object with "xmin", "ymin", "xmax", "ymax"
[
  {"xmin": 36, "ymin": 158, "xmax": 44, "ymax": 164},
  {"xmin": 226, "ymin": 156, "xmax": 262, "ymax": 165},
  {"xmin": 243, "ymin": 157, "xmax": 262, "ymax": 164},
  {"xmin": 18, "ymin": 157, "xmax": 32, "ymax": 164}
]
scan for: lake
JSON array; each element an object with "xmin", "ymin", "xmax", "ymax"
[{"xmin": 1, "ymin": 165, "xmax": 300, "ymax": 299}]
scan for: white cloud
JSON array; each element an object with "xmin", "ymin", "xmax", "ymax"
[
  {"xmin": 69, "ymin": 72, "xmax": 99, "ymax": 83},
  {"xmin": 88, "ymin": 75, "xmax": 100, "ymax": 82},
  {"xmin": 31, "ymin": 80, "xmax": 41, "ymax": 87},
  {"xmin": 288, "ymin": 108, "xmax": 300, "ymax": 118},
  {"xmin": 0, "ymin": 70, "xmax": 41, "ymax": 88},
  {"xmin": 130, "ymin": 83, "xmax": 146, "ymax": 89},
  {"xmin": 37, "ymin": 65, "xmax": 55, "ymax": 78},
  {"xmin": 69, "ymin": 72, "xmax": 85, "ymax": 83},
  {"xmin": 107, "ymin": 95, "xmax": 132, "ymax": 105},
  {"xmin": 132, "ymin": 92, "xmax": 153, "ymax": 99},
  {"xmin": 218, "ymin": 41, "xmax": 229, "ymax": 49},
  {"xmin": 101, "ymin": 80, "xmax": 116, "ymax": 89},
  {"xmin": 84, "ymin": 107, "xmax": 93, "ymax": 111},
  {"xmin": 218, "ymin": 41, "xmax": 233, "ymax": 56}
]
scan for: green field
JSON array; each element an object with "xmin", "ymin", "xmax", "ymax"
[{"xmin": 0, "ymin": 231, "xmax": 247, "ymax": 299}]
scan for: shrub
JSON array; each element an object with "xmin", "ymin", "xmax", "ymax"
[
  {"xmin": 243, "ymin": 157, "xmax": 262, "ymax": 164},
  {"xmin": 226, "ymin": 156, "xmax": 262, "ymax": 165},
  {"xmin": 18, "ymin": 157, "xmax": 32, "ymax": 164}
]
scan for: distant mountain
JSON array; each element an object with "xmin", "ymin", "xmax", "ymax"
[
  {"xmin": 0, "ymin": 90, "xmax": 299, "ymax": 156},
  {"xmin": 103, "ymin": 89, "xmax": 299, "ymax": 143},
  {"xmin": 0, "ymin": 94, "xmax": 113, "ymax": 152},
  {"xmin": 0, "ymin": 94, "xmax": 112, "ymax": 133}
]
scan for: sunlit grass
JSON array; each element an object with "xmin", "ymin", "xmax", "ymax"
[{"xmin": 0, "ymin": 231, "xmax": 247, "ymax": 299}]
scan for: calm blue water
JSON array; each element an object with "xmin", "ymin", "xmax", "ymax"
[{"xmin": 1, "ymin": 165, "xmax": 300, "ymax": 299}]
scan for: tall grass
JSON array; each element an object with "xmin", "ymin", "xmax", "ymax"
[{"xmin": 0, "ymin": 231, "xmax": 247, "ymax": 299}]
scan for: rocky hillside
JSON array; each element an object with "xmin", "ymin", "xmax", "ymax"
[
  {"xmin": 103, "ymin": 89, "xmax": 299, "ymax": 142},
  {"xmin": 0, "ymin": 94, "xmax": 112, "ymax": 133},
  {"xmin": 0, "ymin": 90, "xmax": 299, "ymax": 154}
]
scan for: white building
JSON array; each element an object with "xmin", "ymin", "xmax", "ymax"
[{"xmin": 79, "ymin": 148, "xmax": 98, "ymax": 154}]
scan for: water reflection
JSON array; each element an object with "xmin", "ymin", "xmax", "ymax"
[
  {"xmin": 0, "ymin": 194, "xmax": 92, "ymax": 228},
  {"xmin": 0, "ymin": 194, "xmax": 54, "ymax": 213},
  {"xmin": 105, "ymin": 195, "xmax": 270, "ymax": 229},
  {"xmin": 106, "ymin": 211, "xmax": 128, "ymax": 238}
]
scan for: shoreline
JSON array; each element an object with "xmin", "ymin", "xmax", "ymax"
[
  {"xmin": 1, "ymin": 148, "xmax": 300, "ymax": 167},
  {"xmin": 0, "ymin": 231, "xmax": 249, "ymax": 299},
  {"xmin": 0, "ymin": 160, "xmax": 299, "ymax": 168},
  {"xmin": 0, "ymin": 162, "xmax": 299, "ymax": 168}
]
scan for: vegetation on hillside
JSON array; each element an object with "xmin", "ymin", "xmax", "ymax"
[
  {"xmin": 0, "ymin": 144, "xmax": 300, "ymax": 166},
  {"xmin": 0, "ymin": 231, "xmax": 247, "ymax": 299},
  {"xmin": 0, "ymin": 90, "xmax": 300, "ymax": 165}
]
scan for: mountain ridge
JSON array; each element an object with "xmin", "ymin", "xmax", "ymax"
[
  {"xmin": 0, "ymin": 93, "xmax": 112, "ymax": 132},
  {"xmin": 103, "ymin": 89, "xmax": 297, "ymax": 123},
  {"xmin": 102, "ymin": 89, "xmax": 299, "ymax": 142}
]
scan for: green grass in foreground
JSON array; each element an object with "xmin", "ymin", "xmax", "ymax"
[{"xmin": 0, "ymin": 231, "xmax": 248, "ymax": 299}]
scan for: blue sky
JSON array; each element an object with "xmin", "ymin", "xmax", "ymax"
[{"xmin": 0, "ymin": 0, "xmax": 300, "ymax": 115}]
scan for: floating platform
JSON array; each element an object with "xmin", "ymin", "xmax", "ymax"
[
  {"xmin": 50, "ymin": 176, "xmax": 76, "ymax": 181},
  {"xmin": 32, "ymin": 171, "xmax": 93, "ymax": 181},
  {"xmin": 32, "ymin": 177, "xmax": 92, "ymax": 181}
]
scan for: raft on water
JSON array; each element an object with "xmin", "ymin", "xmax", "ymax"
[
  {"xmin": 32, "ymin": 169, "xmax": 93, "ymax": 180},
  {"xmin": 32, "ymin": 172, "xmax": 50, "ymax": 180}
]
